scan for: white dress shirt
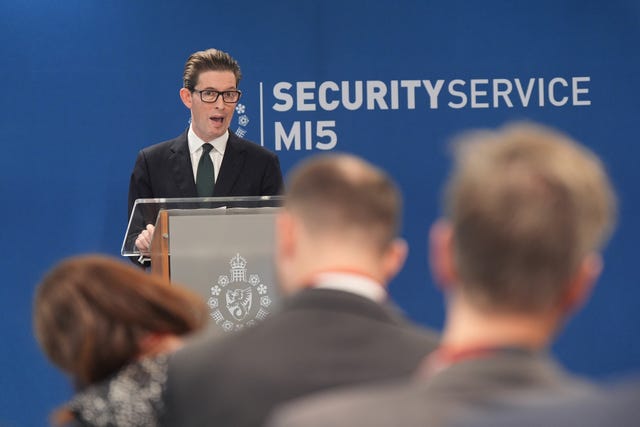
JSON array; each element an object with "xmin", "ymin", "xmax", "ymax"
[{"xmin": 187, "ymin": 126, "xmax": 228, "ymax": 183}]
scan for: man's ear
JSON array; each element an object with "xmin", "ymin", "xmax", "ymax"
[
  {"xmin": 429, "ymin": 219, "xmax": 458, "ymax": 292},
  {"xmin": 179, "ymin": 88, "xmax": 193, "ymax": 109},
  {"xmin": 559, "ymin": 253, "xmax": 602, "ymax": 314},
  {"xmin": 381, "ymin": 238, "xmax": 408, "ymax": 282},
  {"xmin": 274, "ymin": 210, "xmax": 300, "ymax": 295},
  {"xmin": 275, "ymin": 210, "xmax": 296, "ymax": 259}
]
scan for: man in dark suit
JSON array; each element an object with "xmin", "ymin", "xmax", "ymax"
[
  {"xmin": 465, "ymin": 379, "xmax": 640, "ymax": 427},
  {"xmin": 161, "ymin": 154, "xmax": 439, "ymax": 427},
  {"xmin": 267, "ymin": 123, "xmax": 618, "ymax": 427},
  {"xmin": 128, "ymin": 48, "xmax": 283, "ymax": 263}
]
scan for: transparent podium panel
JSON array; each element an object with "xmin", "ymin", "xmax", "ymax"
[
  {"xmin": 122, "ymin": 196, "xmax": 283, "ymax": 257},
  {"xmin": 121, "ymin": 196, "xmax": 284, "ymax": 333}
]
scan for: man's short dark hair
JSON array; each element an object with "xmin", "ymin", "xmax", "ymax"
[
  {"xmin": 286, "ymin": 154, "xmax": 401, "ymax": 251},
  {"xmin": 183, "ymin": 48, "xmax": 242, "ymax": 90}
]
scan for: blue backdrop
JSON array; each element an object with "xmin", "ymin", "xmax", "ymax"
[{"xmin": 2, "ymin": 1, "xmax": 639, "ymax": 425}]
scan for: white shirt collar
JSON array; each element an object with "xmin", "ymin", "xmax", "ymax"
[
  {"xmin": 187, "ymin": 125, "xmax": 229, "ymax": 156},
  {"xmin": 312, "ymin": 272, "xmax": 387, "ymax": 303}
]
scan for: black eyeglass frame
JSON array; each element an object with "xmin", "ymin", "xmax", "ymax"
[{"xmin": 192, "ymin": 89, "xmax": 242, "ymax": 103}]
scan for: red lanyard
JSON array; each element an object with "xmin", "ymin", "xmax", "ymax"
[{"xmin": 418, "ymin": 346, "xmax": 504, "ymax": 379}]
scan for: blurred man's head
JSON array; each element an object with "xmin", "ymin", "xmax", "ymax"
[
  {"xmin": 431, "ymin": 123, "xmax": 616, "ymax": 318},
  {"xmin": 276, "ymin": 154, "xmax": 407, "ymax": 293}
]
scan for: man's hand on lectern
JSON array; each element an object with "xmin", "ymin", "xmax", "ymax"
[{"xmin": 135, "ymin": 224, "xmax": 155, "ymax": 256}]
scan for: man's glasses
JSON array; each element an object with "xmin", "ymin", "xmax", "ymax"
[{"xmin": 193, "ymin": 89, "xmax": 242, "ymax": 103}]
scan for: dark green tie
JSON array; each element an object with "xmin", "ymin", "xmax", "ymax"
[{"xmin": 196, "ymin": 143, "xmax": 215, "ymax": 197}]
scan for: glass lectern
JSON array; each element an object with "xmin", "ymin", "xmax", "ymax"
[{"xmin": 122, "ymin": 196, "xmax": 284, "ymax": 333}]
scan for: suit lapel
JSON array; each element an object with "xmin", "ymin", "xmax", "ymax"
[
  {"xmin": 169, "ymin": 131, "xmax": 197, "ymax": 197},
  {"xmin": 214, "ymin": 132, "xmax": 246, "ymax": 196}
]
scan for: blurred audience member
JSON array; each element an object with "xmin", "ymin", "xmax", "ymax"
[
  {"xmin": 460, "ymin": 378, "xmax": 640, "ymax": 427},
  {"xmin": 161, "ymin": 154, "xmax": 439, "ymax": 427},
  {"xmin": 267, "ymin": 122, "xmax": 617, "ymax": 427},
  {"xmin": 34, "ymin": 255, "xmax": 207, "ymax": 426}
]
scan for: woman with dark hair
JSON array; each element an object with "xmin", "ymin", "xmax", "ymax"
[{"xmin": 33, "ymin": 255, "xmax": 208, "ymax": 426}]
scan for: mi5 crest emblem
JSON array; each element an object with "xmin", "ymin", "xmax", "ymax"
[
  {"xmin": 208, "ymin": 253, "xmax": 271, "ymax": 332},
  {"xmin": 226, "ymin": 287, "xmax": 252, "ymax": 321}
]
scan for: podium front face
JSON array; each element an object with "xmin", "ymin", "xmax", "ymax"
[
  {"xmin": 122, "ymin": 196, "xmax": 284, "ymax": 334},
  {"xmin": 168, "ymin": 208, "xmax": 280, "ymax": 333}
]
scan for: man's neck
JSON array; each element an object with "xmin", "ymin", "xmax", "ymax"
[
  {"xmin": 440, "ymin": 296, "xmax": 558, "ymax": 351},
  {"xmin": 188, "ymin": 124, "xmax": 229, "ymax": 145},
  {"xmin": 311, "ymin": 271, "xmax": 387, "ymax": 302},
  {"xmin": 283, "ymin": 246, "xmax": 389, "ymax": 296},
  {"xmin": 295, "ymin": 251, "xmax": 387, "ymax": 288}
]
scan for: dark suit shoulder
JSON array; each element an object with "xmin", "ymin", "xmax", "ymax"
[
  {"xmin": 137, "ymin": 132, "xmax": 187, "ymax": 158},
  {"xmin": 266, "ymin": 352, "xmax": 591, "ymax": 427},
  {"xmin": 285, "ymin": 288, "xmax": 439, "ymax": 337},
  {"xmin": 221, "ymin": 132, "xmax": 284, "ymax": 195},
  {"xmin": 164, "ymin": 290, "xmax": 437, "ymax": 427},
  {"xmin": 174, "ymin": 289, "xmax": 438, "ymax": 372},
  {"xmin": 228, "ymin": 133, "xmax": 280, "ymax": 160}
]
